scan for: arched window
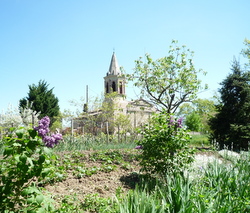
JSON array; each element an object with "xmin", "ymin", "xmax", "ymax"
[
  {"xmin": 106, "ymin": 82, "xmax": 109, "ymax": 93},
  {"xmin": 119, "ymin": 81, "xmax": 123, "ymax": 94},
  {"xmin": 112, "ymin": 81, "xmax": 116, "ymax": 92}
]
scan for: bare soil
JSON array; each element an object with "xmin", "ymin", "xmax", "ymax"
[{"xmin": 44, "ymin": 150, "xmax": 141, "ymax": 202}]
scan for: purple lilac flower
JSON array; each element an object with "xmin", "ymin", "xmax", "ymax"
[
  {"xmin": 177, "ymin": 117, "xmax": 183, "ymax": 128},
  {"xmin": 34, "ymin": 116, "xmax": 50, "ymax": 137},
  {"xmin": 135, "ymin": 145, "xmax": 143, "ymax": 149},
  {"xmin": 43, "ymin": 134, "xmax": 62, "ymax": 148},
  {"xmin": 34, "ymin": 116, "xmax": 62, "ymax": 148},
  {"xmin": 169, "ymin": 116, "xmax": 175, "ymax": 126}
]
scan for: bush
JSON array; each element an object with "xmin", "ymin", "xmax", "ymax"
[
  {"xmin": 136, "ymin": 111, "xmax": 194, "ymax": 175},
  {"xmin": 0, "ymin": 116, "xmax": 62, "ymax": 212}
]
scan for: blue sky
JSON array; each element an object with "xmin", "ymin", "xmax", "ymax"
[{"xmin": 0, "ymin": 0, "xmax": 249, "ymax": 114}]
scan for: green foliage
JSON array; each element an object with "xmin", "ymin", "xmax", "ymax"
[
  {"xmin": 55, "ymin": 193, "xmax": 116, "ymax": 213},
  {"xmin": 115, "ymin": 152, "xmax": 250, "ymax": 213},
  {"xmin": 242, "ymin": 38, "xmax": 250, "ymax": 67},
  {"xmin": 185, "ymin": 111, "xmax": 202, "ymax": 132},
  {"xmin": 19, "ymin": 80, "xmax": 60, "ymax": 126},
  {"xmin": 194, "ymin": 99, "xmax": 216, "ymax": 133},
  {"xmin": 189, "ymin": 134, "xmax": 210, "ymax": 147},
  {"xmin": 114, "ymin": 113, "xmax": 131, "ymax": 141},
  {"xmin": 209, "ymin": 59, "xmax": 250, "ymax": 151},
  {"xmin": 0, "ymin": 127, "xmax": 57, "ymax": 212},
  {"xmin": 136, "ymin": 111, "xmax": 194, "ymax": 175},
  {"xmin": 194, "ymin": 154, "xmax": 250, "ymax": 212},
  {"xmin": 50, "ymin": 112, "xmax": 63, "ymax": 132},
  {"xmin": 177, "ymin": 98, "xmax": 216, "ymax": 133},
  {"xmin": 116, "ymin": 184, "xmax": 168, "ymax": 213},
  {"xmin": 80, "ymin": 193, "xmax": 116, "ymax": 212},
  {"xmin": 177, "ymin": 102, "xmax": 194, "ymax": 117},
  {"xmin": 127, "ymin": 40, "xmax": 207, "ymax": 113},
  {"xmin": 54, "ymin": 134, "xmax": 137, "ymax": 151}
]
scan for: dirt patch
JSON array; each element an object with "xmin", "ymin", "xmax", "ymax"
[{"xmin": 44, "ymin": 150, "xmax": 141, "ymax": 202}]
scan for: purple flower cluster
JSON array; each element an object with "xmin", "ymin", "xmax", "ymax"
[
  {"xmin": 34, "ymin": 116, "xmax": 50, "ymax": 137},
  {"xmin": 34, "ymin": 116, "xmax": 62, "ymax": 148},
  {"xmin": 169, "ymin": 116, "xmax": 183, "ymax": 128},
  {"xmin": 135, "ymin": 145, "xmax": 143, "ymax": 149},
  {"xmin": 177, "ymin": 117, "xmax": 183, "ymax": 128}
]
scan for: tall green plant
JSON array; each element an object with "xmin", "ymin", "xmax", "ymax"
[
  {"xmin": 115, "ymin": 152, "xmax": 250, "ymax": 212},
  {"xmin": 136, "ymin": 111, "xmax": 194, "ymax": 175},
  {"xmin": 0, "ymin": 116, "xmax": 62, "ymax": 212}
]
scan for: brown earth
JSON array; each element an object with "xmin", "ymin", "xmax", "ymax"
[{"xmin": 44, "ymin": 149, "xmax": 141, "ymax": 203}]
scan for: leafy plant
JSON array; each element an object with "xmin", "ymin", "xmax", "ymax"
[
  {"xmin": 89, "ymin": 150, "xmax": 124, "ymax": 164},
  {"xmin": 0, "ymin": 128, "xmax": 52, "ymax": 212},
  {"xmin": 137, "ymin": 111, "xmax": 194, "ymax": 175},
  {"xmin": 0, "ymin": 116, "xmax": 62, "ymax": 212},
  {"xmin": 80, "ymin": 193, "xmax": 116, "ymax": 212}
]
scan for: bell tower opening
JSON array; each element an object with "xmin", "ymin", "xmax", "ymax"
[
  {"xmin": 112, "ymin": 81, "xmax": 116, "ymax": 92},
  {"xmin": 106, "ymin": 82, "xmax": 109, "ymax": 93},
  {"xmin": 119, "ymin": 81, "xmax": 123, "ymax": 94}
]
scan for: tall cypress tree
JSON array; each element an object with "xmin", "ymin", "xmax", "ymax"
[
  {"xmin": 209, "ymin": 59, "xmax": 250, "ymax": 151},
  {"xmin": 19, "ymin": 80, "xmax": 60, "ymax": 126}
]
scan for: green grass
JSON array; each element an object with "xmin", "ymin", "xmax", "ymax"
[
  {"xmin": 53, "ymin": 134, "xmax": 137, "ymax": 152},
  {"xmin": 189, "ymin": 134, "xmax": 210, "ymax": 147},
  {"xmin": 55, "ymin": 133, "xmax": 211, "ymax": 152},
  {"xmin": 0, "ymin": 133, "xmax": 208, "ymax": 153}
]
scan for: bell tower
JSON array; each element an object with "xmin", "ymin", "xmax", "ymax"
[{"xmin": 104, "ymin": 52, "xmax": 125, "ymax": 96}]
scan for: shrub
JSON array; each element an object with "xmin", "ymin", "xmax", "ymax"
[
  {"xmin": 136, "ymin": 111, "xmax": 194, "ymax": 175},
  {"xmin": 0, "ymin": 116, "xmax": 62, "ymax": 212}
]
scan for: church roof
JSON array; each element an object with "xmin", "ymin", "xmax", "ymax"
[{"xmin": 107, "ymin": 52, "xmax": 121, "ymax": 76}]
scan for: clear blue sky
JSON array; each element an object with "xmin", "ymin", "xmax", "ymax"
[{"xmin": 0, "ymin": 0, "xmax": 249, "ymax": 113}]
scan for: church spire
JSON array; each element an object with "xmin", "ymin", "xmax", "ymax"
[
  {"xmin": 104, "ymin": 52, "xmax": 125, "ymax": 95},
  {"xmin": 107, "ymin": 52, "xmax": 121, "ymax": 76}
]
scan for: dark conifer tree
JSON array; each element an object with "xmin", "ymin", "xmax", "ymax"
[
  {"xmin": 209, "ymin": 59, "xmax": 250, "ymax": 151},
  {"xmin": 19, "ymin": 80, "xmax": 60, "ymax": 126}
]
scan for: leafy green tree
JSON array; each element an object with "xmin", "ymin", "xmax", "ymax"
[
  {"xmin": 127, "ymin": 40, "xmax": 207, "ymax": 113},
  {"xmin": 193, "ymin": 99, "xmax": 216, "ymax": 116},
  {"xmin": 177, "ymin": 99, "xmax": 216, "ymax": 133},
  {"xmin": 19, "ymin": 80, "xmax": 60, "ymax": 126},
  {"xmin": 177, "ymin": 103, "xmax": 194, "ymax": 118},
  {"xmin": 209, "ymin": 59, "xmax": 250, "ymax": 151},
  {"xmin": 185, "ymin": 111, "xmax": 202, "ymax": 132},
  {"xmin": 193, "ymin": 98, "xmax": 216, "ymax": 133}
]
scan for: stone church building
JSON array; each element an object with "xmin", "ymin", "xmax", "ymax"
[{"xmin": 73, "ymin": 52, "xmax": 157, "ymax": 134}]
